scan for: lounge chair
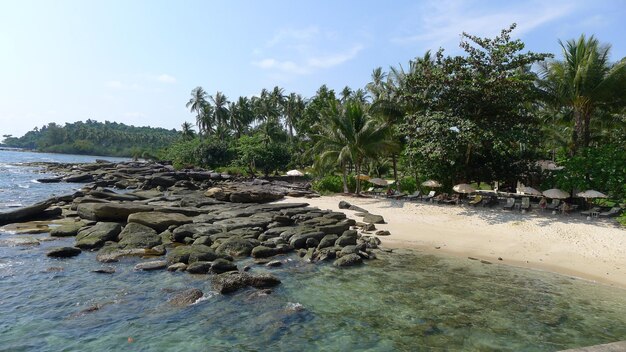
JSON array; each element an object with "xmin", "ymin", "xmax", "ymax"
[
  {"xmin": 422, "ymin": 191, "xmax": 436, "ymax": 202},
  {"xmin": 468, "ymin": 195, "xmax": 483, "ymax": 206},
  {"xmin": 442, "ymin": 194, "xmax": 460, "ymax": 205},
  {"xmin": 598, "ymin": 207, "xmax": 622, "ymax": 218},
  {"xmin": 404, "ymin": 191, "xmax": 421, "ymax": 200},
  {"xmin": 363, "ymin": 187, "xmax": 375, "ymax": 196},
  {"xmin": 580, "ymin": 207, "xmax": 601, "ymax": 217},
  {"xmin": 503, "ymin": 198, "xmax": 515, "ymax": 210},
  {"xmin": 546, "ymin": 199, "xmax": 560, "ymax": 211},
  {"xmin": 520, "ymin": 197, "xmax": 531, "ymax": 212}
]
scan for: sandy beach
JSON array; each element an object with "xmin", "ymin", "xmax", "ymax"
[{"xmin": 277, "ymin": 195, "xmax": 626, "ymax": 289}]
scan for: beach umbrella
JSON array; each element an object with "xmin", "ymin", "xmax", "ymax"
[
  {"xmin": 576, "ymin": 190, "xmax": 607, "ymax": 199},
  {"xmin": 286, "ymin": 169, "xmax": 304, "ymax": 177},
  {"xmin": 542, "ymin": 188, "xmax": 569, "ymax": 199},
  {"xmin": 453, "ymin": 183, "xmax": 476, "ymax": 194},
  {"xmin": 422, "ymin": 180, "xmax": 442, "ymax": 188},
  {"xmin": 356, "ymin": 174, "xmax": 370, "ymax": 181},
  {"xmin": 368, "ymin": 178, "xmax": 388, "ymax": 186},
  {"xmin": 520, "ymin": 186, "xmax": 542, "ymax": 197}
]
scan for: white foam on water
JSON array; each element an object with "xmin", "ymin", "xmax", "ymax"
[
  {"xmin": 285, "ymin": 302, "xmax": 305, "ymax": 311},
  {"xmin": 18, "ymin": 184, "xmax": 29, "ymax": 189},
  {"xmin": 192, "ymin": 291, "xmax": 217, "ymax": 305}
]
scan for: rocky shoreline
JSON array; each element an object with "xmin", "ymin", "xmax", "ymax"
[{"xmin": 1, "ymin": 161, "xmax": 388, "ymax": 300}]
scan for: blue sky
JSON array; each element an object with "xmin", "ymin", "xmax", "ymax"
[{"xmin": 1, "ymin": 0, "xmax": 625, "ymax": 137}]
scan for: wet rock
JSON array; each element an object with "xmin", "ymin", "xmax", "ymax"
[
  {"xmin": 305, "ymin": 237, "xmax": 319, "ymax": 248},
  {"xmin": 212, "ymin": 217, "xmax": 272, "ymax": 232},
  {"xmin": 251, "ymin": 245, "xmax": 283, "ymax": 258},
  {"xmin": 37, "ymin": 176, "xmax": 63, "ymax": 183},
  {"xmin": 192, "ymin": 236, "xmax": 212, "ymax": 246},
  {"xmin": 186, "ymin": 261, "xmax": 212, "ymax": 274},
  {"xmin": 0, "ymin": 198, "xmax": 56, "ymax": 226},
  {"xmin": 210, "ymin": 258, "xmax": 238, "ymax": 274},
  {"xmin": 375, "ymin": 230, "xmax": 391, "ymax": 237},
  {"xmin": 127, "ymin": 211, "xmax": 192, "ymax": 232},
  {"xmin": 64, "ymin": 173, "xmax": 93, "ymax": 183},
  {"xmin": 289, "ymin": 231, "xmax": 325, "ymax": 249},
  {"xmin": 333, "ymin": 253, "xmax": 363, "ymax": 267},
  {"xmin": 118, "ymin": 222, "xmax": 161, "ymax": 249},
  {"xmin": 168, "ymin": 288, "xmax": 203, "ymax": 307},
  {"xmin": 96, "ymin": 247, "xmax": 159, "ymax": 263},
  {"xmin": 134, "ymin": 260, "xmax": 167, "ymax": 271},
  {"xmin": 166, "ymin": 245, "xmax": 220, "ymax": 264},
  {"xmin": 266, "ymin": 260, "xmax": 282, "ymax": 267},
  {"xmin": 362, "ymin": 213, "xmax": 385, "ymax": 224},
  {"xmin": 50, "ymin": 221, "xmax": 85, "ymax": 237},
  {"xmin": 167, "ymin": 263, "xmax": 187, "ymax": 272},
  {"xmin": 75, "ymin": 222, "xmax": 122, "ymax": 249},
  {"xmin": 211, "ymin": 271, "xmax": 281, "ymax": 294},
  {"xmin": 335, "ymin": 230, "xmax": 358, "ymax": 247},
  {"xmin": 246, "ymin": 289, "xmax": 273, "ymax": 300},
  {"xmin": 92, "ymin": 267, "xmax": 116, "ymax": 274},
  {"xmin": 215, "ymin": 237, "xmax": 254, "ymax": 257},
  {"xmin": 339, "ymin": 245, "xmax": 358, "ymax": 256},
  {"xmin": 46, "ymin": 246, "xmax": 81, "ymax": 258},
  {"xmin": 172, "ymin": 223, "xmax": 222, "ymax": 243},
  {"xmin": 76, "ymin": 203, "xmax": 153, "ymax": 222}
]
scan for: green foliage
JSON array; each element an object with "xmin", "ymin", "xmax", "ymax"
[
  {"xmin": 3, "ymin": 120, "xmax": 178, "ymax": 157},
  {"xmin": 161, "ymin": 138, "xmax": 234, "ymax": 170},
  {"xmin": 398, "ymin": 176, "xmax": 417, "ymax": 194},
  {"xmin": 234, "ymin": 134, "xmax": 291, "ymax": 176},
  {"xmin": 553, "ymin": 144, "xmax": 626, "ymax": 199},
  {"xmin": 312, "ymin": 174, "xmax": 355, "ymax": 194}
]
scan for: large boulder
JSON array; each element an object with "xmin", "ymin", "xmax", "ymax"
[
  {"xmin": 212, "ymin": 217, "xmax": 272, "ymax": 232},
  {"xmin": 77, "ymin": 203, "xmax": 153, "ymax": 222},
  {"xmin": 186, "ymin": 261, "xmax": 213, "ymax": 274},
  {"xmin": 168, "ymin": 288, "xmax": 203, "ymax": 307},
  {"xmin": 0, "ymin": 198, "xmax": 55, "ymax": 225},
  {"xmin": 127, "ymin": 211, "xmax": 192, "ymax": 232},
  {"xmin": 317, "ymin": 220, "xmax": 352, "ymax": 235},
  {"xmin": 118, "ymin": 222, "xmax": 161, "ymax": 249},
  {"xmin": 215, "ymin": 237, "xmax": 254, "ymax": 257},
  {"xmin": 166, "ymin": 245, "xmax": 220, "ymax": 264},
  {"xmin": 363, "ymin": 213, "xmax": 385, "ymax": 224},
  {"xmin": 172, "ymin": 223, "xmax": 222, "ymax": 243},
  {"xmin": 134, "ymin": 260, "xmax": 167, "ymax": 271},
  {"xmin": 210, "ymin": 258, "xmax": 238, "ymax": 274},
  {"xmin": 50, "ymin": 221, "xmax": 86, "ymax": 237},
  {"xmin": 289, "ymin": 231, "xmax": 325, "ymax": 249},
  {"xmin": 251, "ymin": 245, "xmax": 283, "ymax": 258},
  {"xmin": 211, "ymin": 271, "xmax": 281, "ymax": 294},
  {"xmin": 318, "ymin": 234, "xmax": 339, "ymax": 249},
  {"xmin": 75, "ymin": 222, "xmax": 122, "ymax": 249},
  {"xmin": 46, "ymin": 246, "xmax": 81, "ymax": 258},
  {"xmin": 333, "ymin": 253, "xmax": 363, "ymax": 267},
  {"xmin": 335, "ymin": 230, "xmax": 358, "ymax": 247}
]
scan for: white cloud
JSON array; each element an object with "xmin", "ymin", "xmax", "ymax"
[
  {"xmin": 156, "ymin": 74, "xmax": 176, "ymax": 83},
  {"xmin": 252, "ymin": 27, "xmax": 364, "ymax": 77},
  {"xmin": 392, "ymin": 0, "xmax": 577, "ymax": 50}
]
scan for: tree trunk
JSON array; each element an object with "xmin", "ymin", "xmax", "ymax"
[
  {"xmin": 392, "ymin": 154, "xmax": 399, "ymax": 191},
  {"xmin": 572, "ymin": 109, "xmax": 584, "ymax": 155},
  {"xmin": 341, "ymin": 162, "xmax": 349, "ymax": 193},
  {"xmin": 583, "ymin": 111, "xmax": 591, "ymax": 150},
  {"xmin": 355, "ymin": 163, "xmax": 361, "ymax": 195}
]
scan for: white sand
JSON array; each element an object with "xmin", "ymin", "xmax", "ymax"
[{"xmin": 277, "ymin": 195, "xmax": 626, "ymax": 289}]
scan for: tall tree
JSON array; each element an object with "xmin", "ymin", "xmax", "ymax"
[
  {"xmin": 209, "ymin": 91, "xmax": 230, "ymax": 138},
  {"xmin": 186, "ymin": 87, "xmax": 208, "ymax": 133},
  {"xmin": 282, "ymin": 93, "xmax": 305, "ymax": 140},
  {"xmin": 312, "ymin": 99, "xmax": 394, "ymax": 194},
  {"xmin": 539, "ymin": 35, "xmax": 626, "ymax": 154},
  {"xmin": 180, "ymin": 121, "xmax": 195, "ymax": 140}
]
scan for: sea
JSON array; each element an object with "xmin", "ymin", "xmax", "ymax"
[{"xmin": 0, "ymin": 149, "xmax": 625, "ymax": 351}]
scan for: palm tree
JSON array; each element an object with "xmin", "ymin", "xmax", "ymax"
[
  {"xmin": 186, "ymin": 87, "xmax": 208, "ymax": 133},
  {"xmin": 180, "ymin": 121, "xmax": 195, "ymax": 140},
  {"xmin": 366, "ymin": 67, "xmax": 388, "ymax": 101},
  {"xmin": 229, "ymin": 96, "xmax": 254, "ymax": 138},
  {"xmin": 209, "ymin": 91, "xmax": 230, "ymax": 138},
  {"xmin": 282, "ymin": 93, "xmax": 305, "ymax": 140},
  {"xmin": 312, "ymin": 99, "xmax": 395, "ymax": 194},
  {"xmin": 539, "ymin": 35, "xmax": 626, "ymax": 154}
]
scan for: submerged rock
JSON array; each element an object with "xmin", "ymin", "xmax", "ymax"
[
  {"xmin": 46, "ymin": 246, "xmax": 81, "ymax": 258},
  {"xmin": 211, "ymin": 271, "xmax": 281, "ymax": 294},
  {"xmin": 134, "ymin": 260, "xmax": 167, "ymax": 271},
  {"xmin": 50, "ymin": 221, "xmax": 86, "ymax": 237},
  {"xmin": 117, "ymin": 222, "xmax": 161, "ymax": 249},
  {"xmin": 168, "ymin": 288, "xmax": 203, "ymax": 307},
  {"xmin": 333, "ymin": 253, "xmax": 363, "ymax": 267}
]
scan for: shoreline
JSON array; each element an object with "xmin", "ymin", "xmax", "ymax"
[{"xmin": 277, "ymin": 194, "xmax": 626, "ymax": 290}]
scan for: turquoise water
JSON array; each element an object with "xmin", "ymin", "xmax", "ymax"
[{"xmin": 1, "ymin": 150, "xmax": 625, "ymax": 351}]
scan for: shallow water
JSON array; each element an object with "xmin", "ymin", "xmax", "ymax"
[{"xmin": 1, "ymin": 150, "xmax": 625, "ymax": 351}]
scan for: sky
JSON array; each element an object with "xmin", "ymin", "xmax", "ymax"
[{"xmin": 1, "ymin": 0, "xmax": 625, "ymax": 137}]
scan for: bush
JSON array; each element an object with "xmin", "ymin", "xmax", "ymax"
[
  {"xmin": 398, "ymin": 176, "xmax": 417, "ymax": 194},
  {"xmin": 161, "ymin": 138, "xmax": 235, "ymax": 170},
  {"xmin": 313, "ymin": 174, "xmax": 357, "ymax": 194}
]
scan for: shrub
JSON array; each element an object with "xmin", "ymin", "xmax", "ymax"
[{"xmin": 398, "ymin": 176, "xmax": 417, "ymax": 194}]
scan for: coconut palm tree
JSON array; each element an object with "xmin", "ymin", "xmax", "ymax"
[
  {"xmin": 209, "ymin": 91, "xmax": 230, "ymax": 138},
  {"xmin": 282, "ymin": 93, "xmax": 305, "ymax": 140},
  {"xmin": 180, "ymin": 121, "xmax": 195, "ymax": 140},
  {"xmin": 229, "ymin": 96, "xmax": 254, "ymax": 138},
  {"xmin": 312, "ymin": 99, "xmax": 395, "ymax": 194},
  {"xmin": 539, "ymin": 35, "xmax": 626, "ymax": 154},
  {"xmin": 196, "ymin": 103, "xmax": 214, "ymax": 136},
  {"xmin": 366, "ymin": 67, "xmax": 388, "ymax": 101},
  {"xmin": 186, "ymin": 87, "xmax": 208, "ymax": 132}
]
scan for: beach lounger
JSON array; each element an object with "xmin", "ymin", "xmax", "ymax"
[
  {"xmin": 422, "ymin": 191, "xmax": 436, "ymax": 202},
  {"xmin": 468, "ymin": 195, "xmax": 483, "ymax": 206},
  {"xmin": 546, "ymin": 199, "xmax": 560, "ymax": 211},
  {"xmin": 503, "ymin": 198, "xmax": 515, "ymax": 210},
  {"xmin": 580, "ymin": 207, "xmax": 601, "ymax": 217},
  {"xmin": 520, "ymin": 197, "xmax": 531, "ymax": 212},
  {"xmin": 404, "ymin": 191, "xmax": 421, "ymax": 200},
  {"xmin": 363, "ymin": 187, "xmax": 375, "ymax": 196},
  {"xmin": 598, "ymin": 207, "xmax": 622, "ymax": 218}
]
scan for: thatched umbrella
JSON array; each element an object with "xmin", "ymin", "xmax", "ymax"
[
  {"xmin": 520, "ymin": 186, "xmax": 542, "ymax": 197},
  {"xmin": 453, "ymin": 183, "xmax": 476, "ymax": 194},
  {"xmin": 576, "ymin": 190, "xmax": 607, "ymax": 199},
  {"xmin": 422, "ymin": 180, "xmax": 442, "ymax": 188},
  {"xmin": 356, "ymin": 174, "xmax": 370, "ymax": 181},
  {"xmin": 542, "ymin": 188, "xmax": 569, "ymax": 199},
  {"xmin": 369, "ymin": 178, "xmax": 388, "ymax": 186},
  {"xmin": 286, "ymin": 169, "xmax": 304, "ymax": 177}
]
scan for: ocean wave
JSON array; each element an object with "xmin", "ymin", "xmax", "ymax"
[{"xmin": 192, "ymin": 292, "xmax": 217, "ymax": 305}]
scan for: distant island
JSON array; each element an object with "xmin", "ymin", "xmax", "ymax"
[{"xmin": 1, "ymin": 119, "xmax": 179, "ymax": 157}]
